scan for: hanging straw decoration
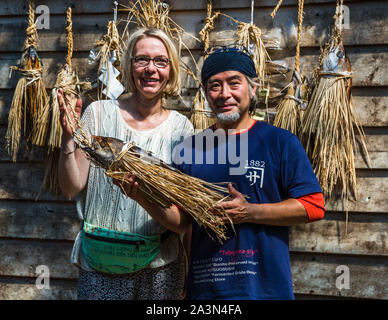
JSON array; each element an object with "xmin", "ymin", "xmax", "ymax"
[
  {"xmin": 300, "ymin": 0, "xmax": 369, "ymax": 206},
  {"xmin": 200, "ymin": 0, "xmax": 271, "ymax": 116},
  {"xmin": 120, "ymin": 0, "xmax": 199, "ymax": 59},
  {"xmin": 190, "ymin": 87, "xmax": 216, "ymax": 131},
  {"xmin": 235, "ymin": 0, "xmax": 270, "ymax": 90},
  {"xmin": 60, "ymin": 95, "xmax": 236, "ymax": 244},
  {"xmin": 42, "ymin": 7, "xmax": 91, "ymax": 195},
  {"xmin": 273, "ymin": 0, "xmax": 307, "ymax": 136},
  {"xmin": 89, "ymin": 1, "xmax": 125, "ymax": 100},
  {"xmin": 189, "ymin": 0, "xmax": 219, "ymax": 131},
  {"xmin": 6, "ymin": 1, "xmax": 50, "ymax": 161},
  {"xmin": 199, "ymin": 0, "xmax": 221, "ymax": 54}
]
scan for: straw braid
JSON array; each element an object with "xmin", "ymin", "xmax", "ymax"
[
  {"xmin": 199, "ymin": 1, "xmax": 220, "ymax": 53},
  {"xmin": 96, "ymin": 21, "xmax": 120, "ymax": 52},
  {"xmin": 295, "ymin": 0, "xmax": 304, "ymax": 73},
  {"xmin": 335, "ymin": 0, "xmax": 344, "ymax": 35},
  {"xmin": 24, "ymin": 1, "xmax": 38, "ymax": 49},
  {"xmin": 270, "ymin": 0, "xmax": 283, "ymax": 19},
  {"xmin": 65, "ymin": 7, "xmax": 73, "ymax": 70}
]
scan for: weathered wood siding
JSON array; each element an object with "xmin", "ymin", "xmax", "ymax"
[{"xmin": 0, "ymin": 0, "xmax": 387, "ymax": 299}]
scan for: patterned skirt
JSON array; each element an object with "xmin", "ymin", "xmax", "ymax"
[{"xmin": 77, "ymin": 249, "xmax": 186, "ymax": 300}]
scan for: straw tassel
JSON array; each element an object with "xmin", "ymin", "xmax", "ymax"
[
  {"xmin": 300, "ymin": 0, "xmax": 369, "ymax": 202},
  {"xmin": 236, "ymin": 21, "xmax": 270, "ymax": 90},
  {"xmin": 273, "ymin": 0, "xmax": 306, "ymax": 136},
  {"xmin": 189, "ymin": 0, "xmax": 218, "ymax": 130},
  {"xmin": 6, "ymin": 1, "xmax": 50, "ymax": 161},
  {"xmin": 42, "ymin": 7, "xmax": 91, "ymax": 195}
]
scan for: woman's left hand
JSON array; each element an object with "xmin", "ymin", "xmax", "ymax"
[
  {"xmin": 112, "ymin": 174, "xmax": 140, "ymax": 200},
  {"xmin": 217, "ymin": 183, "xmax": 253, "ymax": 224}
]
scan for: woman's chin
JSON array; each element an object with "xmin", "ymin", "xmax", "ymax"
[{"xmin": 136, "ymin": 88, "xmax": 163, "ymax": 100}]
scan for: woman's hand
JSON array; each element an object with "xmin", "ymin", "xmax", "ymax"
[
  {"xmin": 112, "ymin": 174, "xmax": 140, "ymax": 201},
  {"xmin": 58, "ymin": 88, "xmax": 82, "ymax": 137}
]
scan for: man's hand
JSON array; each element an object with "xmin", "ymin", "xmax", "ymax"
[{"xmin": 217, "ymin": 183, "xmax": 253, "ymax": 224}]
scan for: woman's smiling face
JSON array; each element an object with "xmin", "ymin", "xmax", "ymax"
[{"xmin": 131, "ymin": 36, "xmax": 171, "ymax": 100}]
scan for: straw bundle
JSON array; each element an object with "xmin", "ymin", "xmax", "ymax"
[
  {"xmin": 273, "ymin": 84, "xmax": 301, "ymax": 135},
  {"xmin": 236, "ymin": 22, "xmax": 270, "ymax": 89},
  {"xmin": 42, "ymin": 7, "xmax": 91, "ymax": 195},
  {"xmin": 108, "ymin": 141, "xmax": 233, "ymax": 243},
  {"xmin": 120, "ymin": 0, "xmax": 192, "ymax": 47},
  {"xmin": 300, "ymin": 0, "xmax": 369, "ymax": 201},
  {"xmin": 61, "ymin": 96, "xmax": 235, "ymax": 244},
  {"xmin": 273, "ymin": 0, "xmax": 306, "ymax": 135},
  {"xmin": 201, "ymin": 2, "xmax": 271, "ymax": 113},
  {"xmin": 189, "ymin": 0, "xmax": 219, "ymax": 131},
  {"xmin": 190, "ymin": 89, "xmax": 216, "ymax": 130},
  {"xmin": 6, "ymin": 1, "xmax": 50, "ymax": 161}
]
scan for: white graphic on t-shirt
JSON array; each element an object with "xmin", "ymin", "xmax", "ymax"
[{"xmin": 244, "ymin": 161, "xmax": 265, "ymax": 188}]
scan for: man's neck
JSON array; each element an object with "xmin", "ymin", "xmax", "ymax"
[{"xmin": 215, "ymin": 114, "xmax": 256, "ymax": 133}]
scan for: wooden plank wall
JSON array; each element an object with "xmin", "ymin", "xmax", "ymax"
[{"xmin": 0, "ymin": 0, "xmax": 387, "ymax": 300}]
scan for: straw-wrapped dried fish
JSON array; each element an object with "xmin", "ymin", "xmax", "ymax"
[
  {"xmin": 75, "ymin": 134, "xmax": 234, "ymax": 244},
  {"xmin": 6, "ymin": 1, "xmax": 50, "ymax": 161},
  {"xmin": 273, "ymin": 0, "xmax": 307, "ymax": 136},
  {"xmin": 300, "ymin": 2, "xmax": 369, "ymax": 200}
]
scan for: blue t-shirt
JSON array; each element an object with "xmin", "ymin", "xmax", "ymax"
[{"xmin": 173, "ymin": 121, "xmax": 322, "ymax": 300}]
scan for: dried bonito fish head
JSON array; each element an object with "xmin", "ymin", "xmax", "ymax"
[
  {"xmin": 81, "ymin": 135, "xmax": 125, "ymax": 168},
  {"xmin": 322, "ymin": 40, "xmax": 352, "ymax": 99},
  {"xmin": 323, "ymin": 41, "xmax": 350, "ymax": 73}
]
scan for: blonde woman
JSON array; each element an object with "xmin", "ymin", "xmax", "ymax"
[{"xmin": 58, "ymin": 28, "xmax": 193, "ymax": 300}]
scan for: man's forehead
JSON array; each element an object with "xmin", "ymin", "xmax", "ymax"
[{"xmin": 207, "ymin": 70, "xmax": 245, "ymax": 82}]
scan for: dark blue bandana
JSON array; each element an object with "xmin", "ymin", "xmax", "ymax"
[{"xmin": 201, "ymin": 51, "xmax": 257, "ymax": 84}]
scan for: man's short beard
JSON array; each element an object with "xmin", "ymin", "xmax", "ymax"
[{"xmin": 216, "ymin": 112, "xmax": 241, "ymax": 123}]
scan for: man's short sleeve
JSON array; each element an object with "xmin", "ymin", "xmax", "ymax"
[{"xmin": 281, "ymin": 135, "xmax": 322, "ymax": 199}]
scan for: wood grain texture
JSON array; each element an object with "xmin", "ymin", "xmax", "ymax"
[
  {"xmin": 291, "ymin": 252, "xmax": 388, "ymax": 299},
  {"xmin": 0, "ymin": 126, "xmax": 385, "ymax": 168},
  {"xmin": 0, "ymin": 0, "xmax": 365, "ymax": 16},
  {"xmin": 0, "ymin": 239, "xmax": 387, "ymax": 299},
  {"xmin": 290, "ymin": 212, "xmax": 388, "ymax": 256},
  {"xmin": 0, "ymin": 239, "xmax": 78, "ymax": 279},
  {"xmin": 0, "ymin": 1, "xmax": 387, "ymax": 53},
  {"xmin": 0, "ymin": 200, "xmax": 78, "ymax": 240},
  {"xmin": 0, "ymin": 277, "xmax": 77, "ymax": 300},
  {"xmin": 0, "ymin": 0, "xmax": 387, "ymax": 301}
]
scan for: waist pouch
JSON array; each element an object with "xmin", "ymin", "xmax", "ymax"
[{"xmin": 82, "ymin": 222, "xmax": 164, "ymax": 274}]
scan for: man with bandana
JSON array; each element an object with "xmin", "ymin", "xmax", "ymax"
[{"xmin": 173, "ymin": 47, "xmax": 325, "ymax": 299}]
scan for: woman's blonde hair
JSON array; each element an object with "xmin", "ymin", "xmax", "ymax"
[{"xmin": 121, "ymin": 28, "xmax": 181, "ymax": 96}]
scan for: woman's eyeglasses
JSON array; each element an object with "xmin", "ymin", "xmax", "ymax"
[{"xmin": 131, "ymin": 55, "xmax": 170, "ymax": 68}]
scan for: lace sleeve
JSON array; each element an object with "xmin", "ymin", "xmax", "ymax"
[{"xmin": 80, "ymin": 102, "xmax": 96, "ymax": 137}]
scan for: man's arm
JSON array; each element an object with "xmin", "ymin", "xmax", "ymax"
[{"xmin": 218, "ymin": 184, "xmax": 324, "ymax": 227}]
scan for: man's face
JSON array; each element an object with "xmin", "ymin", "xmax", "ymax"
[{"xmin": 205, "ymin": 71, "xmax": 256, "ymax": 123}]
